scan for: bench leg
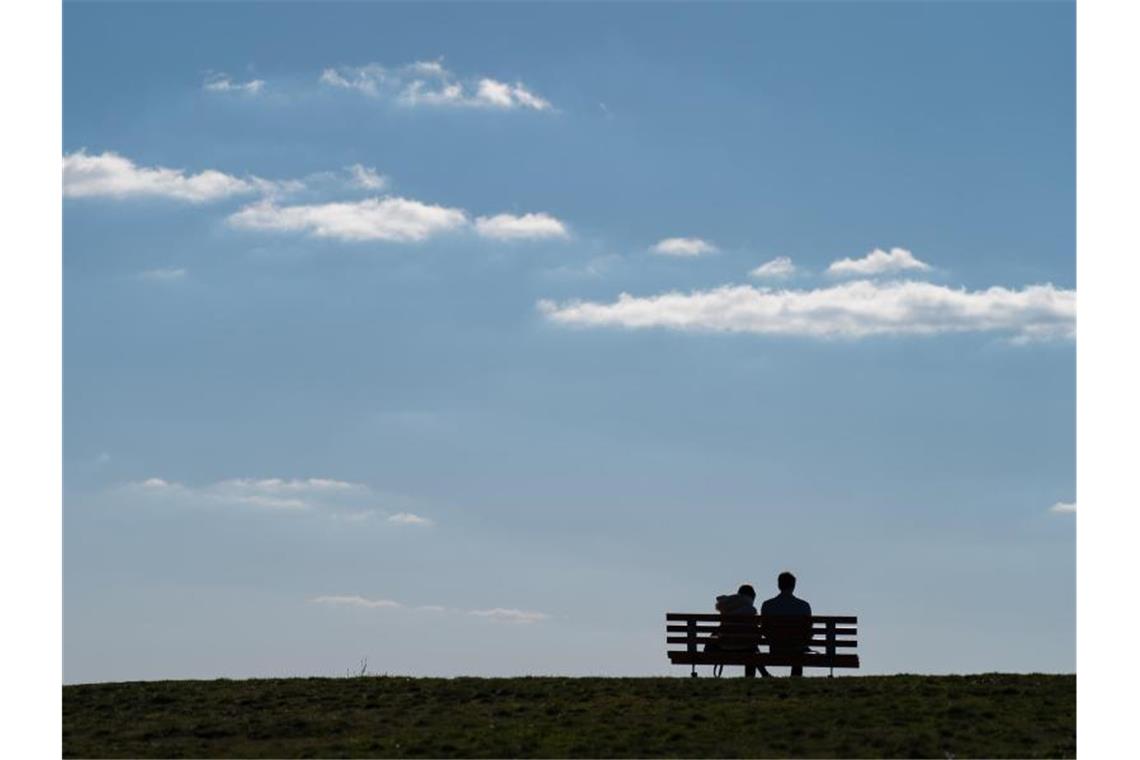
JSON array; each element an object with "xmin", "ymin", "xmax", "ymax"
[{"xmin": 744, "ymin": 665, "xmax": 756, "ymax": 678}]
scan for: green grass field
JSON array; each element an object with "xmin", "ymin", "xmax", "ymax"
[{"xmin": 63, "ymin": 674, "xmax": 1074, "ymax": 758}]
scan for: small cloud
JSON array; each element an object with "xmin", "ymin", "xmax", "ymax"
[
  {"xmin": 311, "ymin": 595, "xmax": 402, "ymax": 609},
  {"xmin": 320, "ymin": 61, "xmax": 552, "ymax": 111},
  {"xmin": 137, "ymin": 267, "xmax": 187, "ymax": 281},
  {"xmin": 474, "ymin": 212, "xmax": 569, "ymax": 241},
  {"xmin": 203, "ymin": 73, "xmax": 265, "ymax": 95},
  {"xmin": 750, "ymin": 256, "xmax": 796, "ymax": 279},
  {"xmin": 827, "ymin": 247, "xmax": 932, "ymax": 277},
  {"xmin": 469, "ymin": 608, "xmax": 550, "ymax": 624},
  {"xmin": 248, "ymin": 176, "xmax": 307, "ymax": 199},
  {"xmin": 387, "ymin": 512, "xmax": 433, "ymax": 526},
  {"xmin": 1050, "ymin": 501, "xmax": 1076, "ymax": 514},
  {"xmin": 64, "ymin": 150, "xmax": 301, "ymax": 203},
  {"xmin": 310, "ymin": 597, "xmax": 548, "ymax": 621},
  {"xmin": 472, "ymin": 78, "xmax": 551, "ymax": 111},
  {"xmin": 64, "ymin": 150, "xmax": 255, "ymax": 203},
  {"xmin": 650, "ymin": 237, "xmax": 717, "ymax": 257},
  {"xmin": 125, "ymin": 475, "xmax": 397, "ymax": 516},
  {"xmin": 228, "ymin": 196, "xmax": 469, "ymax": 243},
  {"xmin": 347, "ymin": 164, "xmax": 387, "ymax": 190}
]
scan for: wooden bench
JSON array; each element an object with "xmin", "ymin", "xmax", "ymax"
[{"xmin": 666, "ymin": 613, "xmax": 859, "ymax": 677}]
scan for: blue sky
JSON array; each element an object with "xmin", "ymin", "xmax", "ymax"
[{"xmin": 63, "ymin": 1, "xmax": 1074, "ymax": 682}]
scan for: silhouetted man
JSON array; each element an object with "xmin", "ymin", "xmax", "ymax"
[{"xmin": 761, "ymin": 571, "xmax": 812, "ymax": 677}]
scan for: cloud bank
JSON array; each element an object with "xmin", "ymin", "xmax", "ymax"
[
  {"xmin": 539, "ymin": 279, "xmax": 1075, "ymax": 341},
  {"xmin": 320, "ymin": 60, "xmax": 551, "ymax": 111}
]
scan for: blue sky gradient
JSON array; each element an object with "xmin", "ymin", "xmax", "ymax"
[{"xmin": 64, "ymin": 1, "xmax": 1074, "ymax": 682}]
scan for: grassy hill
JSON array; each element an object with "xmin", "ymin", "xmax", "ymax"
[{"xmin": 63, "ymin": 673, "xmax": 1074, "ymax": 758}]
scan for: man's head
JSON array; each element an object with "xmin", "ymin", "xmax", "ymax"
[
  {"xmin": 737, "ymin": 584, "xmax": 756, "ymax": 600},
  {"xmin": 777, "ymin": 571, "xmax": 796, "ymax": 593}
]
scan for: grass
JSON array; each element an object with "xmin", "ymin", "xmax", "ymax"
[{"xmin": 63, "ymin": 673, "xmax": 1074, "ymax": 758}]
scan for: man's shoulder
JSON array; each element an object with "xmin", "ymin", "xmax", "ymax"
[{"xmin": 762, "ymin": 594, "xmax": 812, "ymax": 615}]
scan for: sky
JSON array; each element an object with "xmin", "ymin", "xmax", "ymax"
[{"xmin": 63, "ymin": 1, "xmax": 1075, "ymax": 683}]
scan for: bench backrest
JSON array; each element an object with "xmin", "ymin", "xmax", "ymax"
[{"xmin": 666, "ymin": 613, "xmax": 858, "ymax": 659}]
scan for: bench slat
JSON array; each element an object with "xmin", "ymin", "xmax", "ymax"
[
  {"xmin": 666, "ymin": 636, "xmax": 858, "ymax": 647},
  {"xmin": 665, "ymin": 624, "xmax": 857, "ymax": 636},
  {"xmin": 667, "ymin": 651, "xmax": 860, "ymax": 668}
]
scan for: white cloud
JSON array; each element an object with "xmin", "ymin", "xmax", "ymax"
[
  {"xmin": 469, "ymin": 608, "xmax": 551, "ymax": 624},
  {"xmin": 650, "ymin": 237, "xmax": 717, "ymax": 257},
  {"xmin": 474, "ymin": 212, "xmax": 569, "ymax": 241},
  {"xmin": 827, "ymin": 247, "xmax": 932, "ymax": 277},
  {"xmin": 405, "ymin": 60, "xmax": 448, "ymax": 78},
  {"xmin": 750, "ymin": 256, "xmax": 796, "ymax": 279},
  {"xmin": 228, "ymin": 197, "xmax": 469, "ymax": 242},
  {"xmin": 64, "ymin": 150, "xmax": 257, "ymax": 203},
  {"xmin": 320, "ymin": 61, "xmax": 552, "ymax": 111},
  {"xmin": 1050, "ymin": 501, "xmax": 1076, "ymax": 514},
  {"xmin": 230, "ymin": 197, "xmax": 570, "ymax": 245},
  {"xmin": 217, "ymin": 477, "xmax": 363, "ymax": 494},
  {"xmin": 137, "ymin": 268, "xmax": 187, "ymax": 281},
  {"xmin": 126, "ymin": 476, "xmax": 436, "ymax": 527},
  {"xmin": 203, "ymin": 74, "xmax": 265, "ymax": 95},
  {"xmin": 309, "ymin": 598, "xmax": 547, "ymax": 622},
  {"xmin": 387, "ymin": 512, "xmax": 433, "ymax": 526},
  {"xmin": 311, "ymin": 595, "xmax": 402, "ymax": 609},
  {"xmin": 127, "ymin": 476, "xmax": 376, "ymax": 512},
  {"xmin": 539, "ymin": 279, "xmax": 1075, "ymax": 341},
  {"xmin": 209, "ymin": 477, "xmax": 367, "ymax": 510},
  {"xmin": 347, "ymin": 164, "xmax": 387, "ymax": 190},
  {"xmin": 471, "ymin": 78, "xmax": 551, "ymax": 110},
  {"xmin": 248, "ymin": 176, "xmax": 307, "ymax": 199}
]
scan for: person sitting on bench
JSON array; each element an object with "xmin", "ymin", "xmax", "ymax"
[
  {"xmin": 705, "ymin": 584, "xmax": 770, "ymax": 677},
  {"xmin": 760, "ymin": 571, "xmax": 813, "ymax": 677}
]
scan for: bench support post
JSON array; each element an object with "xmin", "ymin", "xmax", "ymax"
[
  {"xmin": 688, "ymin": 619, "xmax": 698, "ymax": 677},
  {"xmin": 826, "ymin": 620, "xmax": 836, "ymax": 678}
]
